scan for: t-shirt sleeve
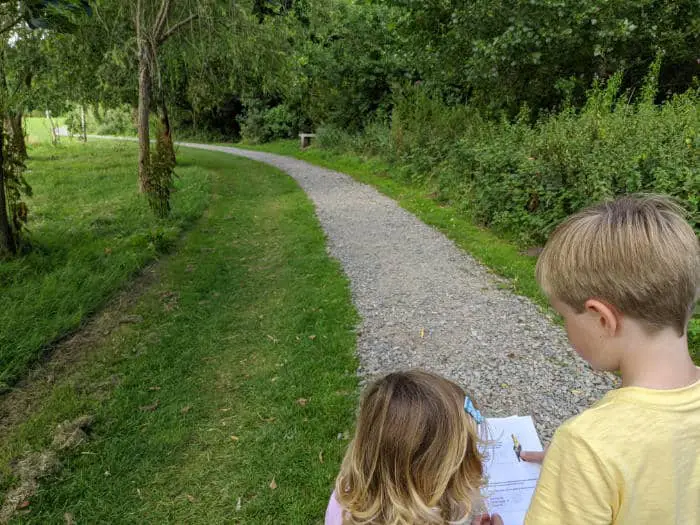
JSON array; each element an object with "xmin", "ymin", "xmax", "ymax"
[
  {"xmin": 525, "ymin": 423, "xmax": 616, "ymax": 525},
  {"xmin": 325, "ymin": 490, "xmax": 344, "ymax": 525}
]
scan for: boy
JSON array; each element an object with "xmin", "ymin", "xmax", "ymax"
[{"xmin": 522, "ymin": 195, "xmax": 700, "ymax": 524}]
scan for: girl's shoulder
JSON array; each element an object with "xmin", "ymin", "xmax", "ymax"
[{"xmin": 325, "ymin": 491, "xmax": 344, "ymax": 525}]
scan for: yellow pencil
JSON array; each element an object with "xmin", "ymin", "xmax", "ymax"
[{"xmin": 512, "ymin": 434, "xmax": 522, "ymax": 461}]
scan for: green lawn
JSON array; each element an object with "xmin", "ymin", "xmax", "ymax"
[
  {"xmin": 1, "ymin": 135, "xmax": 357, "ymax": 523},
  {"xmin": 24, "ymin": 116, "xmax": 64, "ymax": 144},
  {"xmin": 237, "ymin": 139, "xmax": 700, "ymax": 364},
  {"xmin": 1, "ymin": 127, "xmax": 209, "ymax": 388}
]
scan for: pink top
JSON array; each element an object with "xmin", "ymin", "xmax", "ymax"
[{"xmin": 325, "ymin": 491, "xmax": 344, "ymax": 525}]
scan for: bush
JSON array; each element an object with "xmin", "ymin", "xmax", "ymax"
[
  {"xmin": 370, "ymin": 78, "xmax": 700, "ymax": 246},
  {"xmin": 354, "ymin": 119, "xmax": 393, "ymax": 158},
  {"xmin": 64, "ymin": 106, "xmax": 94, "ymax": 137},
  {"xmin": 239, "ymin": 101, "xmax": 297, "ymax": 143},
  {"xmin": 95, "ymin": 106, "xmax": 135, "ymax": 136},
  {"xmin": 315, "ymin": 125, "xmax": 354, "ymax": 153}
]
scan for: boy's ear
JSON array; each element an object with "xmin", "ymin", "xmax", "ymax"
[{"xmin": 584, "ymin": 299, "xmax": 621, "ymax": 336}]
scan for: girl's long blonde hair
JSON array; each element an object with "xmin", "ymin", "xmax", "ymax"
[{"xmin": 335, "ymin": 370, "xmax": 484, "ymax": 524}]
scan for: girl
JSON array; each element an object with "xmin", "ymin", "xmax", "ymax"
[{"xmin": 325, "ymin": 369, "xmax": 501, "ymax": 525}]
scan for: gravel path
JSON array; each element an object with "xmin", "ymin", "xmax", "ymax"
[{"xmin": 185, "ymin": 142, "xmax": 618, "ymax": 441}]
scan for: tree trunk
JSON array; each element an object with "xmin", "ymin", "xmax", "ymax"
[
  {"xmin": 137, "ymin": 43, "xmax": 152, "ymax": 193},
  {"xmin": 9, "ymin": 111, "xmax": 27, "ymax": 160},
  {"xmin": 0, "ymin": 119, "xmax": 16, "ymax": 256},
  {"xmin": 158, "ymin": 98, "xmax": 175, "ymax": 167},
  {"xmin": 80, "ymin": 105, "xmax": 87, "ymax": 142}
]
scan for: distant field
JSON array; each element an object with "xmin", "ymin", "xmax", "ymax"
[{"xmin": 25, "ymin": 116, "xmax": 65, "ymax": 144}]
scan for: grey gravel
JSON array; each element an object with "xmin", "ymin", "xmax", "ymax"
[{"xmin": 179, "ymin": 142, "xmax": 619, "ymax": 442}]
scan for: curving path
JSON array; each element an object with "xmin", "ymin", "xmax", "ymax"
[{"xmin": 186, "ymin": 141, "xmax": 619, "ymax": 440}]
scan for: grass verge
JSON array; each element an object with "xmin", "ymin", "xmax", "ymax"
[
  {"xmin": 235, "ymin": 139, "xmax": 700, "ymax": 364},
  {"xmin": 0, "ymin": 135, "xmax": 210, "ymax": 388},
  {"xmin": 0, "ymin": 145, "xmax": 358, "ymax": 523}
]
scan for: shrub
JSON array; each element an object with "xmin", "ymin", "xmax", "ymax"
[
  {"xmin": 357, "ymin": 78, "xmax": 700, "ymax": 245},
  {"xmin": 95, "ymin": 106, "xmax": 135, "ymax": 136},
  {"xmin": 354, "ymin": 119, "xmax": 393, "ymax": 158},
  {"xmin": 64, "ymin": 106, "xmax": 92, "ymax": 137},
  {"xmin": 316, "ymin": 125, "xmax": 355, "ymax": 153},
  {"xmin": 239, "ymin": 101, "xmax": 297, "ymax": 143}
]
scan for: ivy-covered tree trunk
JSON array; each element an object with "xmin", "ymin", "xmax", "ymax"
[
  {"xmin": 0, "ymin": 119, "xmax": 16, "ymax": 256},
  {"xmin": 157, "ymin": 88, "xmax": 175, "ymax": 167},
  {"xmin": 134, "ymin": 0, "xmax": 195, "ymax": 204},
  {"xmin": 8, "ymin": 111, "xmax": 26, "ymax": 161}
]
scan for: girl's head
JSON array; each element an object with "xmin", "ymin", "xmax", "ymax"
[{"xmin": 336, "ymin": 370, "xmax": 484, "ymax": 524}]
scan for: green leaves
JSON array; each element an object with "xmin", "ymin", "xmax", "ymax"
[
  {"xmin": 22, "ymin": 0, "xmax": 92, "ymax": 32},
  {"xmin": 385, "ymin": 0, "xmax": 700, "ymax": 115}
]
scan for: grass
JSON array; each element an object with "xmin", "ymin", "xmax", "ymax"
[
  {"xmin": 1, "ymin": 137, "xmax": 358, "ymax": 522},
  {"xmin": 24, "ymin": 116, "xmax": 65, "ymax": 144},
  {"xmin": 235, "ymin": 139, "xmax": 700, "ymax": 364},
  {"xmin": 0, "ymin": 125, "xmax": 210, "ymax": 388}
]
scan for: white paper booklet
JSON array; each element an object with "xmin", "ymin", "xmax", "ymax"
[{"xmin": 482, "ymin": 416, "xmax": 544, "ymax": 525}]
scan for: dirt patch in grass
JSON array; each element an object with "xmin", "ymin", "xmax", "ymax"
[
  {"xmin": 0, "ymin": 415, "xmax": 94, "ymax": 523},
  {"xmin": 0, "ymin": 263, "xmax": 160, "ymax": 436},
  {"xmin": 0, "ymin": 257, "xmax": 166, "ymax": 522}
]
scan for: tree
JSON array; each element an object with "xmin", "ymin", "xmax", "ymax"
[
  {"xmin": 0, "ymin": 0, "xmax": 90, "ymax": 256},
  {"xmin": 134, "ymin": 0, "xmax": 197, "ymax": 195},
  {"xmin": 81, "ymin": 0, "xmax": 235, "ymax": 215},
  {"xmin": 0, "ymin": 3, "xmax": 31, "ymax": 255},
  {"xmin": 5, "ymin": 26, "xmax": 45, "ymax": 160}
]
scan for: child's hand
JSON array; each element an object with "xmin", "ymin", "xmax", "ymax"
[
  {"xmin": 520, "ymin": 447, "xmax": 548, "ymax": 463},
  {"xmin": 471, "ymin": 513, "xmax": 503, "ymax": 525}
]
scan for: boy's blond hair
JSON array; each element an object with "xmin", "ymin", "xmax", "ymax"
[
  {"xmin": 536, "ymin": 194, "xmax": 700, "ymax": 335},
  {"xmin": 335, "ymin": 370, "xmax": 484, "ymax": 524}
]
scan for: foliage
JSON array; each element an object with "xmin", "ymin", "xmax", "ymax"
[
  {"xmin": 322, "ymin": 70, "xmax": 699, "ymax": 246},
  {"xmin": 389, "ymin": 0, "xmax": 700, "ymax": 115},
  {"xmin": 239, "ymin": 100, "xmax": 297, "ymax": 143},
  {"xmin": 63, "ymin": 106, "xmax": 85, "ymax": 136},
  {"xmin": 132, "ymin": 0, "xmax": 298, "ymax": 140},
  {"xmin": 20, "ymin": 0, "xmax": 92, "ymax": 32},
  {"xmin": 291, "ymin": 1, "xmax": 404, "ymax": 131},
  {"xmin": 95, "ymin": 106, "xmax": 135, "ymax": 136},
  {"xmin": 65, "ymin": 105, "xmax": 138, "ymax": 139}
]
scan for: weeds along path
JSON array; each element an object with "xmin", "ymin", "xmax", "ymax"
[{"xmin": 178, "ymin": 142, "xmax": 618, "ymax": 440}]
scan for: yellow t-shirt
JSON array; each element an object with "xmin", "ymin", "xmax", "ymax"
[{"xmin": 525, "ymin": 378, "xmax": 700, "ymax": 525}]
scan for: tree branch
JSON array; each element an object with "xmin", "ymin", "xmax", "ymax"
[
  {"xmin": 158, "ymin": 13, "xmax": 197, "ymax": 44},
  {"xmin": 153, "ymin": 0, "xmax": 172, "ymax": 42},
  {"xmin": 135, "ymin": 0, "xmax": 142, "ymax": 41}
]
